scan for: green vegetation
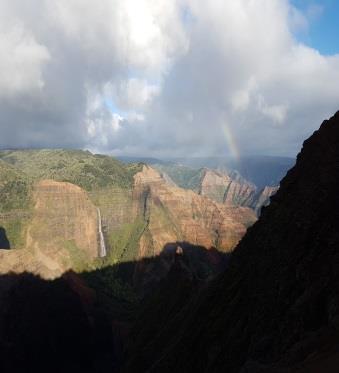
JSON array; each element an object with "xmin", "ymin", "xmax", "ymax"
[
  {"xmin": 88, "ymin": 185, "xmax": 142, "ymax": 264},
  {"xmin": 0, "ymin": 160, "xmax": 31, "ymax": 212},
  {"xmin": 153, "ymin": 163, "xmax": 204, "ymax": 191},
  {"xmin": 105, "ymin": 217, "xmax": 148, "ymax": 264},
  {"xmin": 0, "ymin": 149, "xmax": 142, "ymax": 191},
  {"xmin": 63, "ymin": 240, "xmax": 91, "ymax": 272},
  {"xmin": 0, "ymin": 160, "xmax": 32, "ymax": 248},
  {"xmin": 147, "ymin": 201, "xmax": 182, "ymax": 255},
  {"xmin": 0, "ymin": 217, "xmax": 28, "ymax": 248},
  {"xmin": 0, "ymin": 149, "xmax": 142, "ymax": 252},
  {"xmin": 0, "ymin": 180, "xmax": 31, "ymax": 211},
  {"xmin": 81, "ymin": 266, "xmax": 139, "ymax": 320},
  {"xmin": 83, "ymin": 266, "xmax": 138, "ymax": 303},
  {"xmin": 141, "ymin": 228, "xmax": 155, "ymax": 258},
  {"xmin": 89, "ymin": 185, "xmax": 132, "ymax": 213},
  {"xmin": 78, "ymin": 216, "xmax": 144, "ymax": 317}
]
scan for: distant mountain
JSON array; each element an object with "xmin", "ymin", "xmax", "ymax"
[
  {"xmin": 118, "ymin": 154, "xmax": 293, "ymax": 215},
  {"xmin": 116, "ymin": 155, "xmax": 171, "ymax": 165},
  {"xmin": 154, "ymin": 164, "xmax": 278, "ymax": 215},
  {"xmin": 118, "ymin": 154, "xmax": 295, "ymax": 189},
  {"xmin": 228, "ymin": 155, "xmax": 295, "ymax": 188},
  {"xmin": 152, "ymin": 163, "xmax": 204, "ymax": 191},
  {"xmin": 124, "ymin": 112, "xmax": 339, "ymax": 372},
  {"xmin": 198, "ymin": 168, "xmax": 278, "ymax": 215},
  {"xmin": 170, "ymin": 155, "xmax": 295, "ymax": 188}
]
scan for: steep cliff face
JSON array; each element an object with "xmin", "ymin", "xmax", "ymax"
[
  {"xmin": 199, "ymin": 168, "xmax": 277, "ymax": 214},
  {"xmin": 124, "ymin": 112, "xmax": 339, "ymax": 372},
  {"xmin": 251, "ymin": 185, "xmax": 279, "ymax": 215},
  {"xmin": 198, "ymin": 168, "xmax": 234, "ymax": 203},
  {"xmin": 34, "ymin": 180, "xmax": 98, "ymax": 252},
  {"xmin": 222, "ymin": 177, "xmax": 256, "ymax": 207},
  {"xmin": 133, "ymin": 166, "xmax": 256, "ymax": 258},
  {"xmin": 0, "ymin": 180, "xmax": 100, "ymax": 278}
]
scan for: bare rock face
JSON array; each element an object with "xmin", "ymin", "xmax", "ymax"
[
  {"xmin": 223, "ymin": 179, "xmax": 257, "ymax": 206},
  {"xmin": 199, "ymin": 168, "xmax": 256, "ymax": 206},
  {"xmin": 30, "ymin": 180, "xmax": 99, "ymax": 255},
  {"xmin": 0, "ymin": 180, "xmax": 100, "ymax": 278},
  {"xmin": 198, "ymin": 169, "xmax": 233, "ymax": 203},
  {"xmin": 133, "ymin": 166, "xmax": 256, "ymax": 258},
  {"xmin": 198, "ymin": 168, "xmax": 278, "ymax": 215},
  {"xmin": 0, "ymin": 249, "xmax": 38, "ymax": 275},
  {"xmin": 251, "ymin": 185, "xmax": 279, "ymax": 215}
]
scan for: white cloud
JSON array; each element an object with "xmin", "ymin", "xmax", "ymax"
[
  {"xmin": 104, "ymin": 78, "xmax": 160, "ymax": 111},
  {"xmin": 256, "ymin": 95, "xmax": 288, "ymax": 125},
  {"xmin": 0, "ymin": 0, "xmax": 339, "ymax": 158},
  {"xmin": 122, "ymin": 0, "xmax": 339, "ymax": 157},
  {"xmin": 0, "ymin": 24, "xmax": 49, "ymax": 98}
]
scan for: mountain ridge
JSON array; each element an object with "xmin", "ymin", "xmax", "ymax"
[{"xmin": 124, "ymin": 111, "xmax": 339, "ymax": 372}]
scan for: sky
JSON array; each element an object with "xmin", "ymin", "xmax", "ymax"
[
  {"xmin": 0, "ymin": 0, "xmax": 338, "ymax": 158},
  {"xmin": 291, "ymin": 0, "xmax": 339, "ymax": 54}
]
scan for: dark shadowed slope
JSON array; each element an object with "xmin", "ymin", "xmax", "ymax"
[
  {"xmin": 0, "ymin": 243, "xmax": 228, "ymax": 372},
  {"xmin": 0, "ymin": 273, "xmax": 108, "ymax": 373},
  {"xmin": 123, "ymin": 111, "xmax": 339, "ymax": 372}
]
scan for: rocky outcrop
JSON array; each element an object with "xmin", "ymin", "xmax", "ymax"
[
  {"xmin": 198, "ymin": 169, "xmax": 234, "ymax": 203},
  {"xmin": 198, "ymin": 168, "xmax": 277, "ymax": 214},
  {"xmin": 133, "ymin": 166, "xmax": 256, "ymax": 257},
  {"xmin": 223, "ymin": 178, "xmax": 257, "ymax": 206},
  {"xmin": 124, "ymin": 111, "xmax": 339, "ymax": 372}
]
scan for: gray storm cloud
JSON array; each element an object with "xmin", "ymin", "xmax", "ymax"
[{"xmin": 0, "ymin": 0, "xmax": 339, "ymax": 157}]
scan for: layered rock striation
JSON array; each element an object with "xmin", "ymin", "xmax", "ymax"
[
  {"xmin": 132, "ymin": 165, "xmax": 257, "ymax": 258},
  {"xmin": 198, "ymin": 168, "xmax": 278, "ymax": 215},
  {"xmin": 0, "ymin": 180, "xmax": 100, "ymax": 278}
]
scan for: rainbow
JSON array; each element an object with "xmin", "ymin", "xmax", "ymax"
[{"xmin": 222, "ymin": 123, "xmax": 240, "ymax": 160}]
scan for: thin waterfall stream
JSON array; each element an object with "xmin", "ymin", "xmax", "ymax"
[{"xmin": 97, "ymin": 208, "xmax": 106, "ymax": 257}]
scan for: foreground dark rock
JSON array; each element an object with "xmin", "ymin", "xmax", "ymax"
[
  {"xmin": 0, "ymin": 272, "xmax": 115, "ymax": 373},
  {"xmin": 123, "ymin": 111, "xmax": 339, "ymax": 372},
  {"xmin": 0, "ymin": 243, "xmax": 227, "ymax": 372}
]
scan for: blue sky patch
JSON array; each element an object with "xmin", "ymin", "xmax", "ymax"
[{"xmin": 292, "ymin": 0, "xmax": 339, "ymax": 55}]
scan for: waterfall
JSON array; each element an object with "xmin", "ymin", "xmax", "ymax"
[{"xmin": 97, "ymin": 208, "xmax": 106, "ymax": 257}]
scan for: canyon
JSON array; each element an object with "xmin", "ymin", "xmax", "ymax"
[
  {"xmin": 0, "ymin": 151, "xmax": 265, "ymax": 283},
  {"xmin": 0, "ymin": 142, "xmax": 305, "ymax": 372}
]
